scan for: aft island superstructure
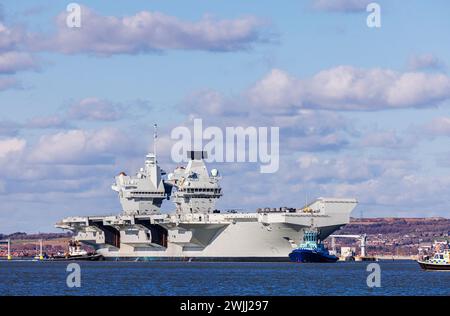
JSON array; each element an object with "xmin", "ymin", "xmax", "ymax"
[{"xmin": 57, "ymin": 149, "xmax": 357, "ymax": 261}]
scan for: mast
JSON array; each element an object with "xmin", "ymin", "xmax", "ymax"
[
  {"xmin": 39, "ymin": 239, "xmax": 43, "ymax": 260},
  {"xmin": 7, "ymin": 239, "xmax": 11, "ymax": 260},
  {"xmin": 153, "ymin": 123, "xmax": 157, "ymax": 159}
]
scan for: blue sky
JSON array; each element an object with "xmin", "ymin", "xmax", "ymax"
[{"xmin": 1, "ymin": 0, "xmax": 450, "ymax": 233}]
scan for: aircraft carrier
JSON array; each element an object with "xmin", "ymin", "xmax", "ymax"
[{"xmin": 56, "ymin": 146, "xmax": 357, "ymax": 261}]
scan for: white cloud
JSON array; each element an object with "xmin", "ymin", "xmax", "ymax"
[
  {"xmin": 22, "ymin": 97, "xmax": 152, "ymax": 130},
  {"xmin": 359, "ymin": 130, "xmax": 412, "ymax": 149},
  {"xmin": 29, "ymin": 130, "xmax": 87, "ymax": 164},
  {"xmin": 180, "ymin": 88, "xmax": 355, "ymax": 152},
  {"xmin": 0, "ymin": 22, "xmax": 38, "ymax": 91},
  {"xmin": 247, "ymin": 69, "xmax": 302, "ymax": 114},
  {"xmin": 29, "ymin": 128, "xmax": 134, "ymax": 164},
  {"xmin": 182, "ymin": 90, "xmax": 248, "ymax": 117},
  {"xmin": 424, "ymin": 117, "xmax": 450, "ymax": 136},
  {"xmin": 0, "ymin": 51, "xmax": 38, "ymax": 74},
  {"xmin": 0, "ymin": 137, "xmax": 26, "ymax": 158},
  {"xmin": 0, "ymin": 22, "xmax": 27, "ymax": 51},
  {"xmin": 294, "ymin": 154, "xmax": 412, "ymax": 183},
  {"xmin": 179, "ymin": 65, "xmax": 450, "ymax": 152},
  {"xmin": 249, "ymin": 66, "xmax": 450, "ymax": 111},
  {"xmin": 26, "ymin": 115, "xmax": 68, "ymax": 129},
  {"xmin": 68, "ymin": 97, "xmax": 122, "ymax": 121},
  {"xmin": 285, "ymin": 132, "xmax": 350, "ymax": 152},
  {"xmin": 263, "ymin": 153, "xmax": 449, "ymax": 216},
  {"xmin": 36, "ymin": 6, "xmax": 270, "ymax": 55},
  {"xmin": 408, "ymin": 53, "xmax": 447, "ymax": 71},
  {"xmin": 0, "ymin": 126, "xmax": 152, "ymax": 232},
  {"xmin": 324, "ymin": 173, "xmax": 450, "ymax": 212},
  {"xmin": 298, "ymin": 154, "xmax": 319, "ymax": 168},
  {"xmin": 213, "ymin": 152, "xmax": 434, "ymax": 216},
  {"xmin": 170, "ymin": 74, "xmax": 450, "ymax": 216}
]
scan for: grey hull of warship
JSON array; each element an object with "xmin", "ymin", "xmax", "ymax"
[{"xmin": 56, "ymin": 150, "xmax": 357, "ymax": 261}]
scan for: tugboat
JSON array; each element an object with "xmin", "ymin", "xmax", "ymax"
[
  {"xmin": 417, "ymin": 249, "xmax": 450, "ymax": 271},
  {"xmin": 289, "ymin": 230, "xmax": 338, "ymax": 263},
  {"xmin": 49, "ymin": 240, "xmax": 103, "ymax": 261}
]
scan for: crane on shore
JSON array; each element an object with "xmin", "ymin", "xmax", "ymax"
[{"xmin": 329, "ymin": 234, "xmax": 368, "ymax": 258}]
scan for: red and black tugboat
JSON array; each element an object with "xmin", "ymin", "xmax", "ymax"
[{"xmin": 49, "ymin": 240, "xmax": 103, "ymax": 261}]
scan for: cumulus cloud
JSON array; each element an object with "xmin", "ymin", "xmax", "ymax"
[
  {"xmin": 67, "ymin": 97, "xmax": 123, "ymax": 121},
  {"xmin": 247, "ymin": 69, "xmax": 302, "ymax": 114},
  {"xmin": 294, "ymin": 154, "xmax": 413, "ymax": 183},
  {"xmin": 22, "ymin": 97, "xmax": 152, "ymax": 131},
  {"xmin": 66, "ymin": 97, "xmax": 153, "ymax": 122},
  {"xmin": 311, "ymin": 0, "xmax": 372, "ymax": 12},
  {"xmin": 0, "ymin": 137, "xmax": 26, "ymax": 158},
  {"xmin": 25, "ymin": 115, "xmax": 69, "ymax": 129},
  {"xmin": 180, "ymin": 87, "xmax": 355, "ymax": 153},
  {"xmin": 29, "ymin": 128, "xmax": 134, "ymax": 164},
  {"xmin": 0, "ymin": 127, "xmax": 144, "ymax": 184},
  {"xmin": 212, "ymin": 152, "xmax": 428, "ymax": 215},
  {"xmin": 287, "ymin": 150, "xmax": 450, "ymax": 216},
  {"xmin": 34, "ymin": 6, "xmax": 270, "ymax": 56},
  {"xmin": 408, "ymin": 53, "xmax": 447, "ymax": 71},
  {"xmin": 0, "ymin": 51, "xmax": 38, "ymax": 74},
  {"xmin": 286, "ymin": 132, "xmax": 350, "ymax": 152},
  {"xmin": 423, "ymin": 117, "xmax": 450, "ymax": 137},
  {"xmin": 0, "ymin": 127, "xmax": 149, "ymax": 232},
  {"xmin": 0, "ymin": 22, "xmax": 39, "ymax": 90},
  {"xmin": 0, "ymin": 22, "xmax": 28, "ymax": 51},
  {"xmin": 273, "ymin": 110, "xmax": 354, "ymax": 151},
  {"xmin": 358, "ymin": 130, "xmax": 415, "ymax": 149},
  {"xmin": 324, "ymin": 173, "xmax": 450, "ymax": 214},
  {"xmin": 0, "ymin": 22, "xmax": 35, "ymax": 67},
  {"xmin": 179, "ymin": 65, "xmax": 450, "ymax": 152},
  {"xmin": 248, "ymin": 66, "xmax": 450, "ymax": 111},
  {"xmin": 182, "ymin": 90, "xmax": 248, "ymax": 117}
]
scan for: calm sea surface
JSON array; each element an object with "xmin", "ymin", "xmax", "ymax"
[{"xmin": 0, "ymin": 260, "xmax": 448, "ymax": 296}]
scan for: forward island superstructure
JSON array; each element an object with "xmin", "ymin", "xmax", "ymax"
[{"xmin": 56, "ymin": 148, "xmax": 357, "ymax": 261}]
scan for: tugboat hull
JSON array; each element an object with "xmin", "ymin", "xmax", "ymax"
[
  {"xmin": 417, "ymin": 260, "xmax": 450, "ymax": 271},
  {"xmin": 49, "ymin": 254, "xmax": 104, "ymax": 262},
  {"xmin": 289, "ymin": 249, "xmax": 338, "ymax": 263}
]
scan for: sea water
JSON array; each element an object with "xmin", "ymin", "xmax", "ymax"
[{"xmin": 0, "ymin": 260, "xmax": 448, "ymax": 296}]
